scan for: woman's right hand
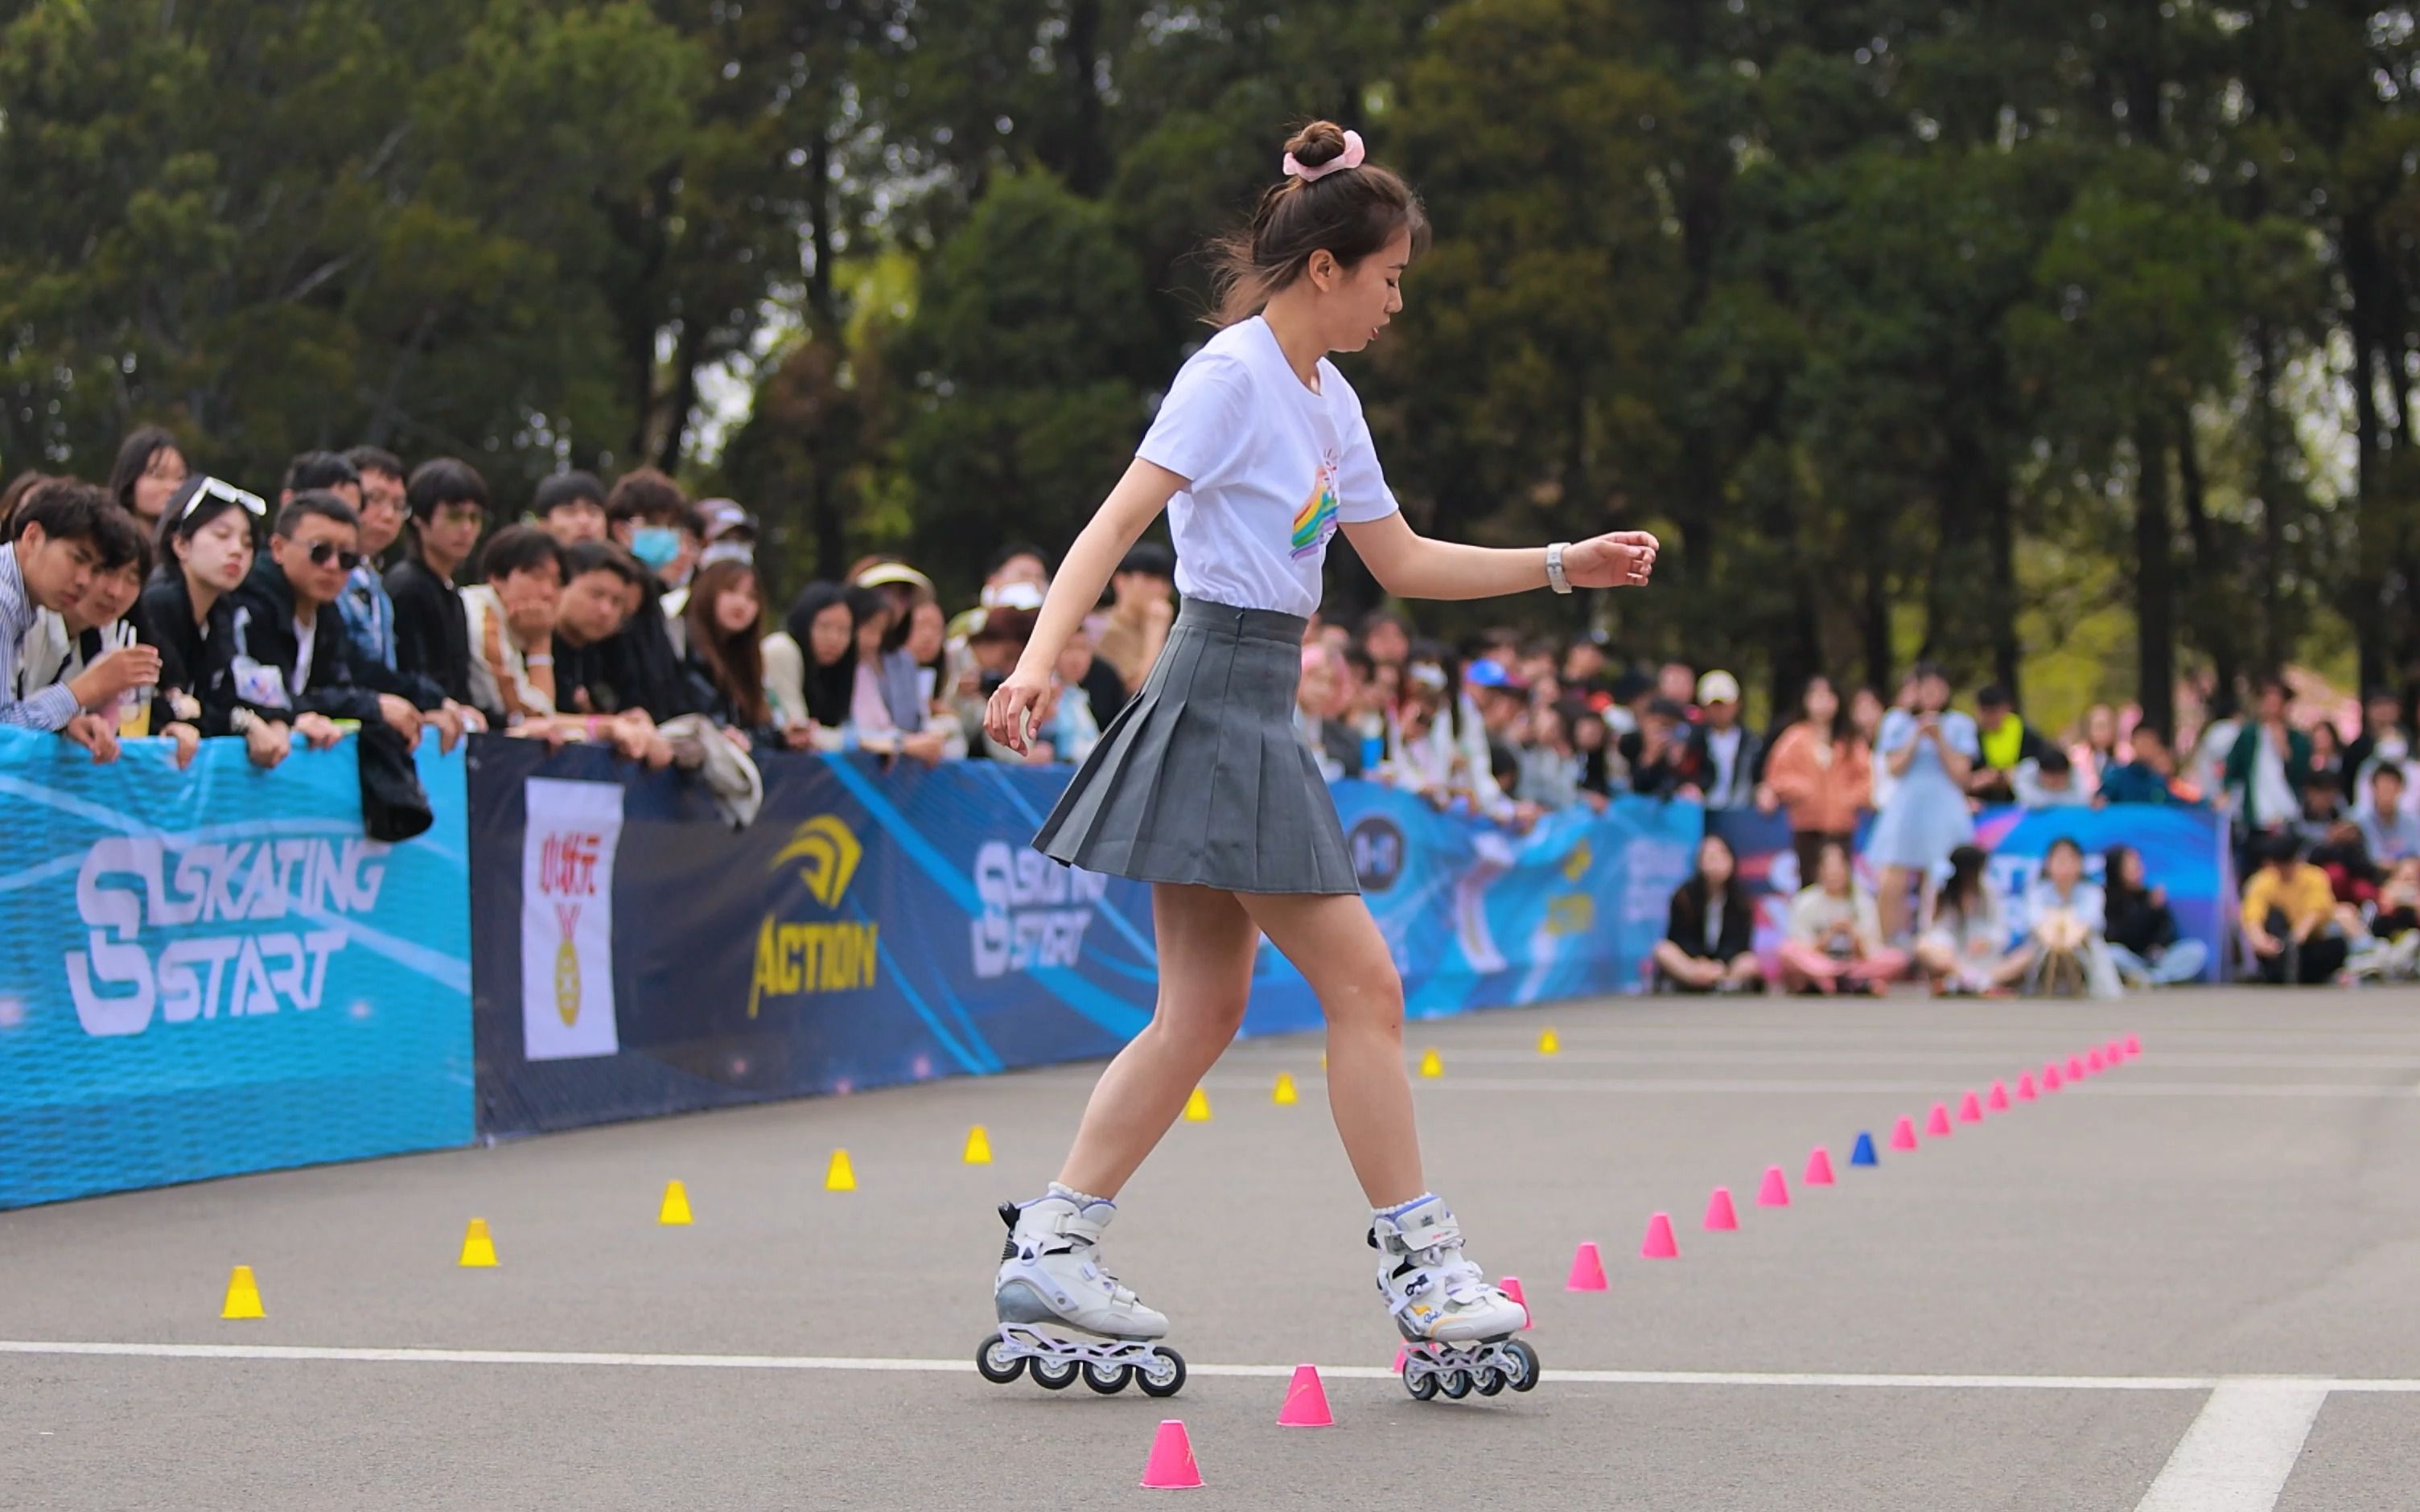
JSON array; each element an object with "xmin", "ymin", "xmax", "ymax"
[{"xmin": 983, "ymin": 667, "xmax": 1056, "ymax": 755}]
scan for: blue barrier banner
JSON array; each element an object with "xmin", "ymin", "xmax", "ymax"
[
  {"xmin": 1706, "ymin": 804, "xmax": 2232, "ymax": 980},
  {"xmin": 467, "ymin": 738, "xmax": 1697, "ymax": 1134},
  {"xmin": 0, "ymin": 729, "xmax": 472, "ymax": 1208}
]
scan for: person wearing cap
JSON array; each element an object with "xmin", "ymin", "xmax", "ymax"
[
  {"xmin": 1095, "ymin": 541, "xmax": 1177, "ymax": 696},
  {"xmin": 1683, "ymin": 669, "xmax": 1763, "ymax": 811}
]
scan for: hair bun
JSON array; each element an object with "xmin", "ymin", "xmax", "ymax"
[{"xmin": 1283, "ymin": 121, "xmax": 1349, "ymax": 170}]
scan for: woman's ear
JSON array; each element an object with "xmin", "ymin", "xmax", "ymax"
[{"xmin": 1307, "ymin": 249, "xmax": 1338, "ymax": 290}]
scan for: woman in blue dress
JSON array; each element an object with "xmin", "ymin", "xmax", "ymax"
[{"xmin": 1866, "ymin": 662, "xmax": 1978, "ymax": 944}]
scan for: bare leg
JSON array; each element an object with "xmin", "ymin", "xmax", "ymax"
[
  {"xmin": 1724, "ymin": 952, "xmax": 1768, "ymax": 989},
  {"xmin": 1056, "ymin": 883, "xmax": 1259, "ymax": 1198},
  {"xmin": 1877, "ymin": 865, "xmax": 1915, "ymax": 943},
  {"xmin": 1239, "ymin": 890, "xmax": 1422, "ymax": 1206}
]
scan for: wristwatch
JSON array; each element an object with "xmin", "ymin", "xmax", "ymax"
[{"xmin": 1545, "ymin": 541, "xmax": 1573, "ymax": 594}]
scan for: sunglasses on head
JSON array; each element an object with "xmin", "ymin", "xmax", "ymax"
[
  {"xmin": 178, "ymin": 476, "xmax": 269, "ymax": 523},
  {"xmin": 306, "ymin": 540, "xmax": 364, "ymax": 571}
]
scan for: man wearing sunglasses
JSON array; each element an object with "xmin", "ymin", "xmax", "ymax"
[{"xmin": 220, "ymin": 491, "xmax": 464, "ymax": 750}]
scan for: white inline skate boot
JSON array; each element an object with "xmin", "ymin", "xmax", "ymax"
[
  {"xmin": 1372, "ymin": 1194, "xmax": 1540, "ymax": 1401},
  {"xmin": 976, "ymin": 1185, "xmax": 1186, "ymax": 1397}
]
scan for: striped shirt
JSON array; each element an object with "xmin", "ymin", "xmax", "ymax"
[{"xmin": 0, "ymin": 543, "xmax": 82, "ymax": 730}]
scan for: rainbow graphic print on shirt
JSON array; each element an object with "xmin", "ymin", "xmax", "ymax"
[{"xmin": 1290, "ymin": 452, "xmax": 1342, "ymax": 560}]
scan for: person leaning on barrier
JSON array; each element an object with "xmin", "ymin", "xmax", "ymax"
[
  {"xmin": 219, "ymin": 491, "xmax": 467, "ymax": 754},
  {"xmin": 1, "ymin": 478, "xmax": 160, "ymax": 762},
  {"xmin": 138, "ymin": 475, "xmax": 298, "ymax": 769},
  {"xmin": 16, "ymin": 503, "xmax": 209, "ymax": 766},
  {"xmin": 532, "ymin": 540, "xmax": 670, "ymax": 766}
]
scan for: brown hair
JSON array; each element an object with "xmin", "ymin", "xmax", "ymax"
[
  {"xmin": 684, "ymin": 559, "xmax": 769, "ymax": 729},
  {"xmin": 1207, "ymin": 121, "xmax": 1430, "ymax": 327}
]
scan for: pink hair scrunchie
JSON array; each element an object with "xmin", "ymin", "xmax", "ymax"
[{"xmin": 1282, "ymin": 129, "xmax": 1366, "ymax": 183}]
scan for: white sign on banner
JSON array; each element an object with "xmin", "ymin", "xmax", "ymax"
[{"xmin": 521, "ymin": 778, "xmax": 624, "ymax": 1061}]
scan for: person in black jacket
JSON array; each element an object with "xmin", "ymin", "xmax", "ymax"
[
  {"xmin": 385, "ymin": 458, "xmax": 488, "ymax": 711},
  {"xmin": 2101, "ymin": 843, "xmax": 2212, "ymax": 988},
  {"xmin": 598, "ymin": 470, "xmax": 702, "ymax": 722},
  {"xmin": 220, "ymin": 492, "xmax": 463, "ymax": 750},
  {"xmin": 1652, "ymin": 833, "xmax": 1768, "ymax": 992},
  {"xmin": 137, "ymin": 475, "xmax": 310, "ymax": 769}
]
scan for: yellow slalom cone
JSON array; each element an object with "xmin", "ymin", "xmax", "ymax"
[
  {"xmin": 459, "ymin": 1218, "xmax": 498, "ymax": 1268},
  {"xmin": 1272, "ymin": 1072, "xmax": 1298, "ymax": 1106},
  {"xmin": 963, "ymin": 1125, "xmax": 993, "ymax": 1165},
  {"xmin": 1319, "ymin": 1051, "xmax": 1327, "ymax": 1071},
  {"xmin": 825, "ymin": 1148, "xmax": 857, "ymax": 1191},
  {"xmin": 1184, "ymin": 1087, "xmax": 1212, "ymax": 1122},
  {"xmin": 1418, "ymin": 1047, "xmax": 1444, "ymax": 1079},
  {"xmin": 220, "ymin": 1265, "xmax": 264, "ymax": 1320},
  {"xmin": 659, "ymin": 1180, "xmax": 693, "ymax": 1226},
  {"xmin": 1538, "ymin": 1028, "xmax": 1561, "ymax": 1057}
]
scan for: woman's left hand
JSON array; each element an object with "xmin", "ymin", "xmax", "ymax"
[{"xmin": 1560, "ymin": 531, "xmax": 1660, "ymax": 589}]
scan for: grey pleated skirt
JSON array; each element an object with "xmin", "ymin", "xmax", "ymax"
[{"xmin": 1034, "ymin": 598, "xmax": 1359, "ymax": 895}]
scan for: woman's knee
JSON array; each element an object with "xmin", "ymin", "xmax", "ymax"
[
  {"xmin": 1150, "ymin": 985, "xmax": 1250, "ymax": 1055},
  {"xmin": 1327, "ymin": 963, "xmax": 1404, "ymax": 1037}
]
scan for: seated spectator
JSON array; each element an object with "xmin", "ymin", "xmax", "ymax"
[
  {"xmin": 386, "ymin": 458, "xmax": 488, "ymax": 710},
  {"xmin": 2014, "ymin": 746, "xmax": 2092, "ymax": 808},
  {"xmin": 1685, "ymin": 670, "xmax": 1763, "ymax": 811},
  {"xmin": 2345, "ymin": 857, "xmax": 2420, "ymax": 981},
  {"xmin": 1916, "ymin": 844, "xmax": 2031, "ymax": 995},
  {"xmin": 1652, "ymin": 834, "xmax": 1767, "ymax": 992},
  {"xmin": 2, "ymin": 479, "xmax": 158, "ymax": 761},
  {"xmin": 2358, "ymin": 764, "xmax": 2420, "ymax": 863},
  {"xmin": 106, "ymin": 426, "xmax": 188, "ymax": 526},
  {"xmin": 462, "ymin": 524, "xmax": 566, "ymax": 725},
  {"xmin": 599, "ymin": 470, "xmax": 702, "ymax": 720},
  {"xmin": 224, "ymin": 492, "xmax": 462, "ymax": 750},
  {"xmin": 2097, "ymin": 722, "xmax": 2198, "ymax": 805},
  {"xmin": 334, "ymin": 445, "xmax": 408, "ymax": 676},
  {"xmin": 2023, "ymin": 837, "xmax": 2119, "ymax": 996},
  {"xmin": 1760, "ymin": 675, "xmax": 1874, "ymax": 884},
  {"xmin": 2102, "ymin": 842, "xmax": 2209, "ymax": 988},
  {"xmin": 1968, "ymin": 684, "xmax": 2052, "ymax": 804},
  {"xmin": 1095, "ymin": 542, "xmax": 1176, "ymax": 697},
  {"xmin": 677, "ymin": 559, "xmax": 780, "ymax": 748},
  {"xmin": 533, "ymin": 471, "xmax": 611, "ymax": 546},
  {"xmin": 2238, "ymin": 832, "xmax": 2351, "ymax": 985},
  {"xmin": 141, "ymin": 475, "xmax": 294, "ymax": 766},
  {"xmin": 1779, "ymin": 840, "xmax": 1908, "ymax": 994},
  {"xmin": 1296, "ymin": 644, "xmax": 1362, "ymax": 779}
]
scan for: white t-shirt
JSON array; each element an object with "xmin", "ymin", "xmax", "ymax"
[{"xmin": 1137, "ymin": 317, "xmax": 1401, "ymax": 618}]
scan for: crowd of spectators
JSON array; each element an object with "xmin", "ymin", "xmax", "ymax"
[{"xmin": 7, "ymin": 425, "xmax": 2416, "ymax": 990}]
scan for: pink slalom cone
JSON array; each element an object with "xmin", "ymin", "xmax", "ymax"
[
  {"xmin": 1927, "ymin": 1103, "xmax": 1954, "ymax": 1137},
  {"xmin": 1957, "ymin": 1091, "xmax": 1984, "ymax": 1123},
  {"xmin": 2123, "ymin": 1033, "xmax": 2142, "ymax": 1057},
  {"xmin": 1142, "ymin": 1420, "xmax": 1204, "ymax": 1489},
  {"xmin": 2043, "ymin": 1062, "xmax": 2064, "ymax": 1091},
  {"xmin": 1640, "ymin": 1212, "xmax": 1680, "ymax": 1259},
  {"xmin": 2088, "ymin": 1047, "xmax": 2107, "ymax": 1074},
  {"xmin": 2016, "ymin": 1072, "xmax": 2038, "ymax": 1101},
  {"xmin": 2105, "ymin": 1038, "xmax": 2125, "ymax": 1065},
  {"xmin": 1500, "ymin": 1275, "xmax": 1533, "ymax": 1329},
  {"xmin": 1757, "ymin": 1166, "xmax": 1791, "ymax": 1207},
  {"xmin": 1891, "ymin": 1116, "xmax": 1920, "ymax": 1151},
  {"xmin": 1278, "ymin": 1363, "xmax": 1334, "ymax": 1428},
  {"xmin": 1567, "ymin": 1240, "xmax": 1611, "ymax": 1289},
  {"xmin": 1987, "ymin": 1080, "xmax": 2011, "ymax": 1112},
  {"xmin": 1703, "ymin": 1186, "xmax": 1739, "ymax": 1231},
  {"xmin": 1805, "ymin": 1146, "xmax": 1836, "ymax": 1186}
]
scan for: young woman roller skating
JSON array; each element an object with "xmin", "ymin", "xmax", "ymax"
[{"xmin": 974, "ymin": 121, "xmax": 1659, "ymax": 1403}]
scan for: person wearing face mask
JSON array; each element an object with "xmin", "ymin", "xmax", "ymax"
[
  {"xmin": 596, "ymin": 469, "xmax": 702, "ymax": 721},
  {"xmin": 139, "ymin": 476, "xmax": 306, "ymax": 768}
]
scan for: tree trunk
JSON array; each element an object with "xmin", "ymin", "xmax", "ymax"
[
  {"xmin": 2175, "ymin": 404, "xmax": 2237, "ymax": 714},
  {"xmin": 805, "ymin": 129, "xmax": 838, "ymax": 333},
  {"xmin": 2343, "ymin": 212, "xmax": 2391, "ymax": 693},
  {"xmin": 2133, "ymin": 413, "xmax": 2175, "ymax": 737},
  {"xmin": 1862, "ymin": 561, "xmax": 1892, "ymax": 696}
]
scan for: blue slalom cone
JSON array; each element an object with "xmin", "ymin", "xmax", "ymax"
[{"xmin": 1850, "ymin": 1131, "xmax": 1879, "ymax": 1167}]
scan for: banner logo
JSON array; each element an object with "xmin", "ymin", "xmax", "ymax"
[
  {"xmin": 1348, "ymin": 815, "xmax": 1406, "ymax": 893},
  {"xmin": 972, "ymin": 840, "xmax": 1107, "ymax": 980},
  {"xmin": 751, "ymin": 814, "xmax": 879, "ymax": 1015},
  {"xmin": 521, "ymin": 779, "xmax": 624, "ymax": 1060}
]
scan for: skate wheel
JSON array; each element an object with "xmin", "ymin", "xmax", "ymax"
[
  {"xmin": 1476, "ymin": 1367, "xmax": 1507, "ymax": 1396},
  {"xmin": 1136, "ymin": 1347, "xmax": 1187, "ymax": 1399},
  {"xmin": 1083, "ymin": 1362, "xmax": 1133, "ymax": 1395},
  {"xmin": 1438, "ymin": 1368, "xmax": 1473, "ymax": 1399},
  {"xmin": 1405, "ymin": 1368, "xmax": 1439, "ymax": 1401},
  {"xmin": 975, "ymin": 1337, "xmax": 1026, "ymax": 1384},
  {"xmin": 1031, "ymin": 1357, "xmax": 1080, "ymax": 1390},
  {"xmin": 1502, "ymin": 1339, "xmax": 1540, "ymax": 1393}
]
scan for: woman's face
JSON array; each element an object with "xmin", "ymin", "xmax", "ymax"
[
  {"xmin": 907, "ymin": 600, "xmax": 945, "ymax": 663},
  {"xmin": 1572, "ymin": 713, "xmax": 1605, "ymax": 750},
  {"xmin": 1917, "ymin": 674, "xmax": 1951, "ymax": 713},
  {"xmin": 1805, "ymin": 676, "xmax": 1838, "ymax": 725},
  {"xmin": 1318, "ymin": 228, "xmax": 1410, "ymax": 355},
  {"xmin": 809, "ymin": 602, "xmax": 854, "ymax": 666},
  {"xmin": 1818, "ymin": 846, "xmax": 1850, "ymax": 894},
  {"xmin": 2117, "ymin": 848, "xmax": 2144, "ymax": 888},
  {"xmin": 855, "ymin": 603, "xmax": 892, "ymax": 660},
  {"xmin": 2312, "ymin": 721, "xmax": 2340, "ymax": 758},
  {"xmin": 2048, "ymin": 846, "xmax": 2083, "ymax": 888},
  {"xmin": 1298, "ymin": 655, "xmax": 1336, "ymax": 713},
  {"xmin": 1850, "ymin": 688, "xmax": 1883, "ymax": 731},
  {"xmin": 179, "ymin": 510, "xmax": 254, "ymax": 594},
  {"xmin": 1698, "ymin": 836, "xmax": 1734, "ymax": 887},
  {"xmin": 132, "ymin": 446, "xmax": 188, "ymax": 522},
  {"xmin": 714, "ymin": 578, "xmax": 762, "ymax": 638},
  {"xmin": 2086, "ymin": 705, "xmax": 2118, "ymax": 747}
]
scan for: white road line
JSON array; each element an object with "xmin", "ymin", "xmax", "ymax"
[
  {"xmin": 2, "ymin": 1342, "xmax": 2410, "ymax": 1396},
  {"xmin": 2134, "ymin": 1379, "xmax": 2329, "ymax": 1512}
]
